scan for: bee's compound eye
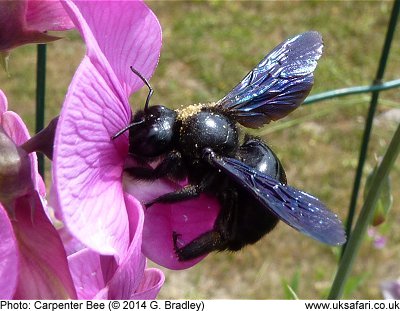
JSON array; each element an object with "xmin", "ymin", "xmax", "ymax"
[{"xmin": 129, "ymin": 105, "xmax": 177, "ymax": 157}]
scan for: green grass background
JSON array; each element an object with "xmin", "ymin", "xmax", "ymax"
[{"xmin": 1, "ymin": 0, "xmax": 399, "ymax": 299}]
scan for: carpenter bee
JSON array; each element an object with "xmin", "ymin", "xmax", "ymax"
[{"xmin": 113, "ymin": 31, "xmax": 346, "ymax": 261}]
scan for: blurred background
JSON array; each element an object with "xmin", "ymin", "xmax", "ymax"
[{"xmin": 1, "ymin": 0, "xmax": 399, "ymax": 299}]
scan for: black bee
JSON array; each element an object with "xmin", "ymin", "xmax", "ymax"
[{"xmin": 113, "ymin": 31, "xmax": 346, "ymax": 261}]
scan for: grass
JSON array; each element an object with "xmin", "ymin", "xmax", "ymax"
[{"xmin": 1, "ymin": 0, "xmax": 399, "ymax": 299}]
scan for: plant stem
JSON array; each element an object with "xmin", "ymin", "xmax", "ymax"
[
  {"xmin": 304, "ymin": 78, "xmax": 400, "ymax": 105},
  {"xmin": 36, "ymin": 44, "xmax": 46, "ymax": 177},
  {"xmin": 328, "ymin": 122, "xmax": 400, "ymax": 299},
  {"xmin": 343, "ymin": 0, "xmax": 400, "ymax": 248}
]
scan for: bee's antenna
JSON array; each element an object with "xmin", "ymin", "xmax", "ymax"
[
  {"xmin": 130, "ymin": 66, "xmax": 153, "ymax": 112},
  {"xmin": 111, "ymin": 119, "xmax": 145, "ymax": 140}
]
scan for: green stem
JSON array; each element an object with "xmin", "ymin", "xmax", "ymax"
[
  {"xmin": 36, "ymin": 44, "xmax": 47, "ymax": 177},
  {"xmin": 258, "ymin": 97, "xmax": 368, "ymax": 136},
  {"xmin": 343, "ymin": 0, "xmax": 400, "ymax": 248},
  {"xmin": 328, "ymin": 123, "xmax": 400, "ymax": 299},
  {"xmin": 304, "ymin": 78, "xmax": 400, "ymax": 105}
]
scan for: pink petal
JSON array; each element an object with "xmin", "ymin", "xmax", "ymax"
[
  {"xmin": 131, "ymin": 268, "xmax": 165, "ymax": 300},
  {"xmin": 12, "ymin": 192, "xmax": 76, "ymax": 299},
  {"xmin": 70, "ymin": 195, "xmax": 164, "ymax": 299},
  {"xmin": 54, "ymin": 57, "xmax": 130, "ymax": 256},
  {"xmin": 26, "ymin": 0, "xmax": 74, "ymax": 31},
  {"xmin": 1, "ymin": 111, "xmax": 30, "ymax": 144},
  {"xmin": 374, "ymin": 235, "xmax": 387, "ymax": 249},
  {"xmin": 107, "ymin": 193, "xmax": 146, "ymax": 299},
  {"xmin": 0, "ymin": 89, "xmax": 7, "ymax": 113},
  {"xmin": 68, "ymin": 249, "xmax": 106, "ymax": 300},
  {"xmin": 124, "ymin": 178, "xmax": 220, "ymax": 270},
  {"xmin": 94, "ymin": 288, "xmax": 109, "ymax": 299},
  {"xmin": 0, "ymin": 90, "xmax": 41, "ymax": 195},
  {"xmin": 58, "ymin": 225, "xmax": 86, "ymax": 257},
  {"xmin": 55, "ymin": 0, "xmax": 162, "ymax": 257},
  {"xmin": 62, "ymin": 0, "xmax": 162, "ymax": 97},
  {"xmin": 381, "ymin": 280, "xmax": 400, "ymax": 300},
  {"xmin": 0, "ymin": 0, "xmax": 59, "ymax": 52},
  {"xmin": 0, "ymin": 204, "xmax": 18, "ymax": 299}
]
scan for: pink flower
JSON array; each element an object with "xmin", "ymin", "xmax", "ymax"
[
  {"xmin": 66, "ymin": 194, "xmax": 164, "ymax": 299},
  {"xmin": 381, "ymin": 279, "xmax": 400, "ymax": 299},
  {"xmin": 53, "ymin": 0, "xmax": 219, "ymax": 270},
  {"xmin": 367, "ymin": 227, "xmax": 387, "ymax": 249},
  {"xmin": 0, "ymin": 90, "xmax": 76, "ymax": 299},
  {"xmin": 0, "ymin": 199, "xmax": 18, "ymax": 299},
  {"xmin": 0, "ymin": 0, "xmax": 74, "ymax": 52}
]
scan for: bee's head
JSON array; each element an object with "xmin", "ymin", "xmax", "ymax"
[
  {"xmin": 112, "ymin": 67, "xmax": 176, "ymax": 157},
  {"xmin": 128, "ymin": 105, "xmax": 177, "ymax": 157}
]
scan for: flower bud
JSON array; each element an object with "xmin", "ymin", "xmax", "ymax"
[{"xmin": 0, "ymin": 126, "xmax": 33, "ymax": 205}]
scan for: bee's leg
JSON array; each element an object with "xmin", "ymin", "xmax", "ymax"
[
  {"xmin": 173, "ymin": 189, "xmax": 239, "ymax": 261},
  {"xmin": 125, "ymin": 150, "xmax": 184, "ymax": 181},
  {"xmin": 173, "ymin": 230, "xmax": 227, "ymax": 261},
  {"xmin": 147, "ymin": 147, "xmax": 218, "ymax": 205},
  {"xmin": 144, "ymin": 173, "xmax": 216, "ymax": 207},
  {"xmin": 215, "ymin": 189, "xmax": 240, "ymax": 245},
  {"xmin": 145, "ymin": 185, "xmax": 201, "ymax": 208}
]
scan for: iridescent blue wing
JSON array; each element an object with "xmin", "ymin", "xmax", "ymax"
[
  {"xmin": 216, "ymin": 31, "xmax": 323, "ymax": 128},
  {"xmin": 207, "ymin": 152, "xmax": 346, "ymax": 245}
]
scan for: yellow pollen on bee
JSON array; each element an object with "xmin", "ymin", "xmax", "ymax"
[{"xmin": 175, "ymin": 102, "xmax": 217, "ymax": 121}]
